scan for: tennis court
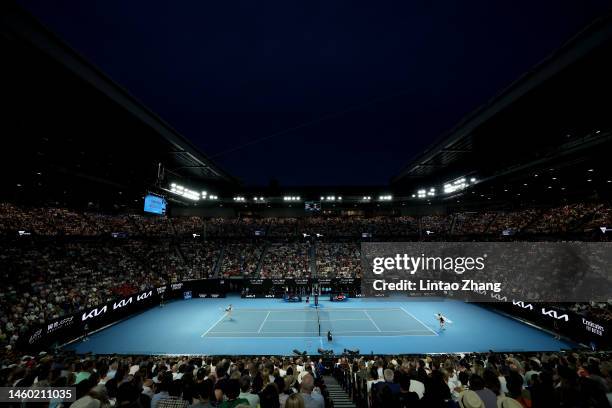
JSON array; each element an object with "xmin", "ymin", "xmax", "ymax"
[
  {"xmin": 201, "ymin": 307, "xmax": 437, "ymax": 338},
  {"xmin": 66, "ymin": 297, "xmax": 576, "ymax": 355}
]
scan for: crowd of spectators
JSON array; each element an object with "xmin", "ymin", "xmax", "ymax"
[
  {"xmin": 2, "ymin": 202, "xmax": 612, "ymax": 355},
  {"xmin": 2, "ymin": 202, "xmax": 611, "ymax": 239},
  {"xmin": 179, "ymin": 241, "xmax": 223, "ymax": 279},
  {"xmin": 338, "ymin": 350, "xmax": 612, "ymax": 407},
  {"xmin": 301, "ymin": 216, "xmax": 419, "ymax": 237},
  {"xmin": 421, "ymin": 215, "xmax": 453, "ymax": 235},
  {"xmin": 260, "ymin": 244, "xmax": 310, "ymax": 278},
  {"xmin": 0, "ymin": 240, "xmax": 179, "ymax": 350},
  {"xmin": 487, "ymin": 209, "xmax": 539, "ymax": 235},
  {"xmin": 526, "ymin": 204, "xmax": 601, "ymax": 234},
  {"xmin": 0, "ymin": 350, "xmax": 610, "ymax": 408},
  {"xmin": 221, "ymin": 243, "xmax": 265, "ymax": 277},
  {"xmin": 585, "ymin": 207, "xmax": 612, "ymax": 233},
  {"xmin": 453, "ymin": 212, "xmax": 498, "ymax": 235},
  {"xmin": 315, "ymin": 243, "xmax": 362, "ymax": 278},
  {"xmin": 0, "ymin": 352, "xmax": 331, "ymax": 408},
  {"xmin": 206, "ymin": 218, "xmax": 269, "ymax": 238},
  {"xmin": 267, "ymin": 219, "xmax": 299, "ymax": 238}
]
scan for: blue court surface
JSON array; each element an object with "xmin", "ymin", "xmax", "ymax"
[{"xmin": 67, "ymin": 296, "xmax": 575, "ymax": 355}]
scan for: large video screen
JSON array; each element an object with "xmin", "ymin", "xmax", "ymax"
[
  {"xmin": 305, "ymin": 201, "xmax": 321, "ymax": 212},
  {"xmin": 144, "ymin": 194, "xmax": 167, "ymax": 215}
]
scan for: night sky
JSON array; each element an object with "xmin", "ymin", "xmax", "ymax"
[{"xmin": 18, "ymin": 1, "xmax": 611, "ymax": 186}]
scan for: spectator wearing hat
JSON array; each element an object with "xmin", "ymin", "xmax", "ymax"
[
  {"xmin": 458, "ymin": 390, "xmax": 485, "ymax": 408},
  {"xmin": 469, "ymin": 374, "xmax": 497, "ymax": 408}
]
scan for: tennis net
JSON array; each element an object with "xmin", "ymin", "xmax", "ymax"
[{"xmin": 316, "ymin": 307, "xmax": 321, "ymax": 336}]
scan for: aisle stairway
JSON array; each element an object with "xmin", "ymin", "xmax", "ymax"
[{"xmin": 324, "ymin": 375, "xmax": 356, "ymax": 408}]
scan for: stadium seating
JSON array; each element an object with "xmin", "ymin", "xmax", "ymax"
[
  {"xmin": 1, "ymin": 202, "xmax": 612, "ymax": 358},
  {"xmin": 0, "ymin": 350, "xmax": 610, "ymax": 407}
]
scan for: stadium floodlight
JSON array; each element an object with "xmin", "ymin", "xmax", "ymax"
[
  {"xmin": 588, "ymin": 168, "xmax": 594, "ymax": 172},
  {"xmin": 169, "ymin": 183, "xmax": 200, "ymax": 200},
  {"xmin": 338, "ymin": 197, "xmax": 342, "ymax": 200}
]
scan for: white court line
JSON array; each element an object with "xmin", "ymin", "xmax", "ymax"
[
  {"xmin": 201, "ymin": 308, "xmax": 437, "ymax": 338},
  {"xmin": 363, "ymin": 311, "xmax": 382, "ymax": 332},
  {"xmin": 204, "ymin": 334, "xmax": 436, "ymax": 338},
  {"xmin": 400, "ymin": 307, "xmax": 439, "ymax": 336},
  {"xmin": 267, "ymin": 318, "xmax": 370, "ymax": 322},
  {"xmin": 207, "ymin": 329, "xmax": 432, "ymax": 334},
  {"xmin": 257, "ymin": 311, "xmax": 271, "ymax": 333},
  {"xmin": 201, "ymin": 312, "xmax": 228, "ymax": 337},
  {"xmin": 230, "ymin": 308, "xmax": 403, "ymax": 313}
]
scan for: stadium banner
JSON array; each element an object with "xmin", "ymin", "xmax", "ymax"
[
  {"xmin": 245, "ymin": 278, "xmax": 361, "ymax": 287},
  {"xmin": 241, "ymin": 293, "xmax": 282, "ymax": 299},
  {"xmin": 22, "ymin": 279, "xmax": 224, "ymax": 350},
  {"xmin": 360, "ymin": 242, "xmax": 612, "ymax": 302},
  {"xmin": 489, "ymin": 301, "xmax": 611, "ymax": 348}
]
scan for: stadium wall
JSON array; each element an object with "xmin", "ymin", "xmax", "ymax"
[{"xmin": 22, "ymin": 279, "xmax": 226, "ymax": 351}]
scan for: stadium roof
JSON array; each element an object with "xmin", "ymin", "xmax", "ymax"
[
  {"xmin": 391, "ymin": 13, "xmax": 612, "ymax": 194},
  {"xmin": 1, "ymin": 2, "xmax": 237, "ymax": 205}
]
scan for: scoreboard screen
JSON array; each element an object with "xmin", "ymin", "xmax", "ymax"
[
  {"xmin": 305, "ymin": 201, "xmax": 321, "ymax": 212},
  {"xmin": 144, "ymin": 194, "xmax": 167, "ymax": 215}
]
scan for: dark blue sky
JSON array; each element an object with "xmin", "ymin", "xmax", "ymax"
[{"xmin": 19, "ymin": 0, "xmax": 611, "ymax": 186}]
